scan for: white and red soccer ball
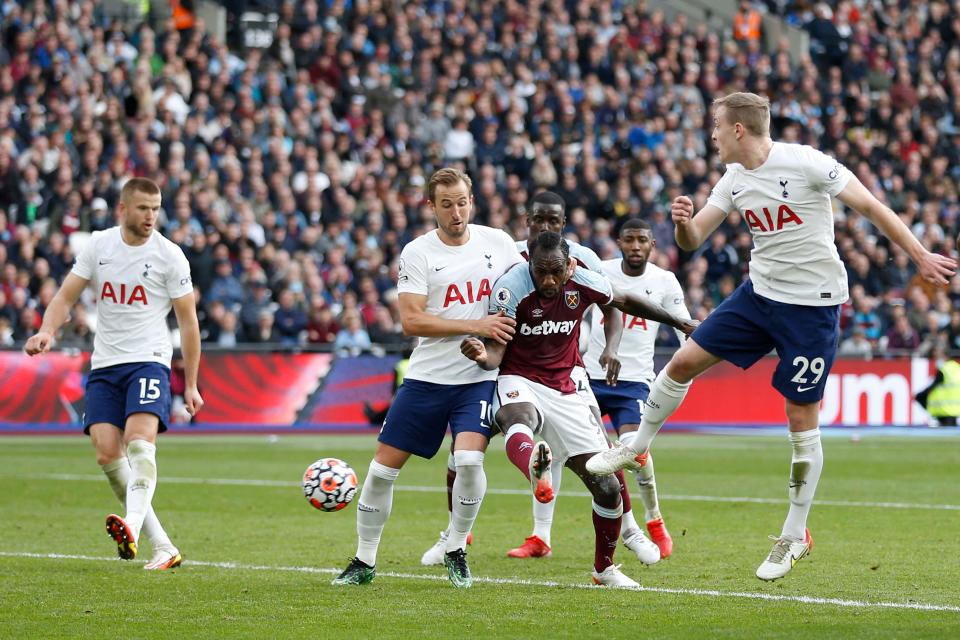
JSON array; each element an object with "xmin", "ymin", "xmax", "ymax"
[{"xmin": 303, "ymin": 458, "xmax": 358, "ymax": 512}]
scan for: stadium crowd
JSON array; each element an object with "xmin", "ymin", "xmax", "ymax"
[{"xmin": 1, "ymin": 0, "xmax": 959, "ymax": 357}]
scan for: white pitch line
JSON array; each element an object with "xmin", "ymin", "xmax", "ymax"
[
  {"xmin": 20, "ymin": 473, "xmax": 960, "ymax": 511},
  {"xmin": 1, "ymin": 551, "xmax": 958, "ymax": 614}
]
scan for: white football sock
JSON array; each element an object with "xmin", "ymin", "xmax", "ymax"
[
  {"xmin": 355, "ymin": 460, "xmax": 400, "ymax": 566},
  {"xmin": 125, "ymin": 440, "xmax": 158, "ymax": 541},
  {"xmin": 101, "ymin": 457, "xmax": 173, "ymax": 551},
  {"xmin": 782, "ymin": 428, "xmax": 823, "ymax": 541},
  {"xmin": 446, "ymin": 450, "xmax": 486, "ymax": 553},
  {"xmin": 633, "ymin": 370, "xmax": 691, "ymax": 453},
  {"xmin": 619, "ymin": 431, "xmax": 661, "ymax": 521},
  {"xmin": 531, "ymin": 462, "xmax": 562, "ymax": 546}
]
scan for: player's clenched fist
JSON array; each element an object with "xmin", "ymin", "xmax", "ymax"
[
  {"xmin": 474, "ymin": 311, "xmax": 516, "ymax": 345},
  {"xmin": 460, "ymin": 336, "xmax": 487, "ymax": 365},
  {"xmin": 671, "ymin": 195, "xmax": 694, "ymax": 226},
  {"xmin": 24, "ymin": 330, "xmax": 54, "ymax": 356},
  {"xmin": 678, "ymin": 319, "xmax": 700, "ymax": 337}
]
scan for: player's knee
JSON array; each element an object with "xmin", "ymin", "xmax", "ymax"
[
  {"xmin": 94, "ymin": 450, "xmax": 121, "ymax": 466},
  {"xmin": 584, "ymin": 473, "xmax": 621, "ymax": 507}
]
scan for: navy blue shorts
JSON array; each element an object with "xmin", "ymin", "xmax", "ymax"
[
  {"xmin": 692, "ymin": 279, "xmax": 840, "ymax": 403},
  {"xmin": 378, "ymin": 379, "xmax": 495, "ymax": 459},
  {"xmin": 83, "ymin": 362, "xmax": 172, "ymax": 434},
  {"xmin": 589, "ymin": 379, "xmax": 649, "ymax": 432}
]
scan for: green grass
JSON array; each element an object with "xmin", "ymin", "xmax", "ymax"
[{"xmin": 1, "ymin": 434, "xmax": 958, "ymax": 639}]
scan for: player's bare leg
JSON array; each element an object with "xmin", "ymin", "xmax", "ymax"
[{"xmin": 757, "ymin": 401, "xmax": 821, "ymax": 581}]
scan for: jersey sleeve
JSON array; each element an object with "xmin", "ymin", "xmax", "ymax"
[
  {"xmin": 502, "ymin": 232, "xmax": 525, "ymax": 266},
  {"xmin": 396, "ymin": 242, "xmax": 429, "ymax": 296},
  {"xmin": 70, "ymin": 233, "xmax": 97, "ymax": 280},
  {"xmin": 490, "ymin": 269, "xmax": 521, "ymax": 319},
  {"xmin": 166, "ymin": 245, "xmax": 195, "ymax": 299},
  {"xmin": 571, "ymin": 242, "xmax": 604, "ymax": 271},
  {"xmin": 802, "ymin": 146, "xmax": 853, "ymax": 196},
  {"xmin": 576, "ymin": 267, "xmax": 614, "ymax": 306},
  {"xmin": 706, "ymin": 168, "xmax": 736, "ymax": 214},
  {"xmin": 662, "ymin": 272, "xmax": 692, "ymax": 342}
]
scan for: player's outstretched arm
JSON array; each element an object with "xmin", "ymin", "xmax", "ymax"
[
  {"xmin": 24, "ymin": 273, "xmax": 89, "ymax": 356},
  {"xmin": 460, "ymin": 335, "xmax": 507, "ymax": 371},
  {"xmin": 599, "ymin": 305, "xmax": 623, "ymax": 385},
  {"xmin": 836, "ymin": 178, "xmax": 957, "ymax": 285},
  {"xmin": 607, "ymin": 287, "xmax": 700, "ymax": 336},
  {"xmin": 172, "ymin": 293, "xmax": 204, "ymax": 417},
  {"xmin": 672, "ymin": 197, "xmax": 728, "ymax": 251},
  {"xmin": 399, "ymin": 293, "xmax": 516, "ymax": 344}
]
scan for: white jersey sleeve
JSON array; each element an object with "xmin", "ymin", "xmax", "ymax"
[
  {"xmin": 706, "ymin": 168, "xmax": 736, "ymax": 214},
  {"xmin": 165, "ymin": 245, "xmax": 194, "ymax": 300},
  {"xmin": 397, "ymin": 243, "xmax": 430, "ymax": 296},
  {"xmin": 801, "ymin": 146, "xmax": 853, "ymax": 197},
  {"xmin": 71, "ymin": 232, "xmax": 99, "ymax": 281}
]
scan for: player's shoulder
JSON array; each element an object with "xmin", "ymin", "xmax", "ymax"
[
  {"xmin": 566, "ymin": 239, "xmax": 603, "ymax": 271},
  {"xmin": 514, "ymin": 239, "xmax": 527, "ymax": 253},
  {"xmin": 399, "ymin": 230, "xmax": 437, "ymax": 257},
  {"xmin": 153, "ymin": 232, "xmax": 188, "ymax": 258},
  {"xmin": 492, "ymin": 262, "xmax": 534, "ymax": 309},
  {"xmin": 571, "ymin": 262, "xmax": 611, "ymax": 293}
]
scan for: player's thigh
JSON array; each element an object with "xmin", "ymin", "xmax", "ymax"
[
  {"xmin": 686, "ymin": 280, "xmax": 775, "ymax": 376},
  {"xmin": 539, "ymin": 385, "xmax": 608, "ymax": 464},
  {"xmin": 770, "ymin": 302, "xmax": 840, "ymax": 404},
  {"xmin": 123, "ymin": 363, "xmax": 172, "ymax": 436},
  {"xmin": 447, "ymin": 380, "xmax": 496, "ymax": 450},
  {"xmin": 493, "ymin": 375, "xmax": 544, "ymax": 433},
  {"xmin": 378, "ymin": 380, "xmax": 454, "ymax": 459}
]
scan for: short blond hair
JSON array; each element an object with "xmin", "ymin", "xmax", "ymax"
[
  {"xmin": 120, "ymin": 177, "xmax": 161, "ymax": 202},
  {"xmin": 427, "ymin": 168, "xmax": 472, "ymax": 203},
  {"xmin": 713, "ymin": 92, "xmax": 770, "ymax": 137}
]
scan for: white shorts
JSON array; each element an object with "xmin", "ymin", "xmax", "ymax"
[
  {"xmin": 494, "ymin": 374, "xmax": 609, "ymax": 465},
  {"xmin": 571, "ymin": 365, "xmax": 599, "ymax": 409}
]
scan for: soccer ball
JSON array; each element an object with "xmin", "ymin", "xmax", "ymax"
[{"xmin": 303, "ymin": 458, "xmax": 358, "ymax": 512}]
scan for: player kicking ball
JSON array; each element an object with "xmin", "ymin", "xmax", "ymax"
[
  {"xmin": 25, "ymin": 178, "xmax": 203, "ymax": 570},
  {"xmin": 461, "ymin": 231, "xmax": 695, "ymax": 587},
  {"xmin": 587, "ymin": 92, "xmax": 956, "ymax": 581}
]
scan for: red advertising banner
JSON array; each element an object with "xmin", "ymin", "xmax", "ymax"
[{"xmin": 672, "ymin": 357, "xmax": 936, "ymax": 426}]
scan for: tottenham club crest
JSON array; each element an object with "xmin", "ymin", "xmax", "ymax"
[{"xmin": 564, "ymin": 290, "xmax": 580, "ymax": 309}]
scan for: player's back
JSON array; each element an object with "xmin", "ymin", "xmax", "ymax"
[
  {"xmin": 584, "ymin": 260, "xmax": 689, "ymax": 384},
  {"xmin": 72, "ymin": 227, "xmax": 194, "ymax": 370},
  {"xmin": 492, "ymin": 262, "xmax": 612, "ymax": 393},
  {"xmin": 707, "ymin": 142, "xmax": 853, "ymax": 306},
  {"xmin": 398, "ymin": 224, "xmax": 522, "ymax": 384}
]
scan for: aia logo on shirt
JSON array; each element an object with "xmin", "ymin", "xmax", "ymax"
[
  {"xmin": 100, "ymin": 282, "xmax": 148, "ymax": 305},
  {"xmin": 442, "ymin": 279, "xmax": 492, "ymax": 307},
  {"xmin": 744, "ymin": 204, "xmax": 803, "ymax": 233}
]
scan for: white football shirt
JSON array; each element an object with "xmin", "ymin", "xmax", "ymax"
[
  {"xmin": 397, "ymin": 224, "xmax": 523, "ymax": 384},
  {"xmin": 706, "ymin": 142, "xmax": 853, "ymax": 306},
  {"xmin": 583, "ymin": 260, "xmax": 690, "ymax": 384},
  {"xmin": 72, "ymin": 227, "xmax": 194, "ymax": 370}
]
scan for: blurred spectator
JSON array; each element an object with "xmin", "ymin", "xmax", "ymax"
[
  {"xmin": 273, "ymin": 288, "xmax": 308, "ymax": 346},
  {"xmin": 306, "ymin": 301, "xmax": 340, "ymax": 345},
  {"xmin": 838, "ymin": 326, "xmax": 873, "ymax": 358},
  {"xmin": 883, "ymin": 313, "xmax": 921, "ymax": 352},
  {"xmin": 734, "ymin": 1, "xmax": 763, "ymax": 44},
  {"xmin": 207, "ymin": 259, "xmax": 244, "ymax": 309},
  {"xmin": 333, "ymin": 310, "xmax": 372, "ymax": 355}
]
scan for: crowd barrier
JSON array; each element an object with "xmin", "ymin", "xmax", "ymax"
[{"xmin": 0, "ymin": 350, "xmax": 940, "ymax": 433}]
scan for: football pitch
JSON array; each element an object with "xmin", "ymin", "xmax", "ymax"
[{"xmin": 1, "ymin": 433, "xmax": 958, "ymax": 639}]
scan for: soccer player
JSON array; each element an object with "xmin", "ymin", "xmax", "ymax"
[
  {"xmin": 581, "ymin": 218, "xmax": 691, "ymax": 560},
  {"xmin": 587, "ymin": 92, "xmax": 957, "ymax": 581},
  {"xmin": 461, "ymin": 231, "xmax": 696, "ymax": 586},
  {"xmin": 333, "ymin": 168, "xmax": 523, "ymax": 589},
  {"xmin": 418, "ymin": 192, "xmax": 658, "ymax": 566},
  {"xmin": 24, "ymin": 178, "xmax": 202, "ymax": 570}
]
